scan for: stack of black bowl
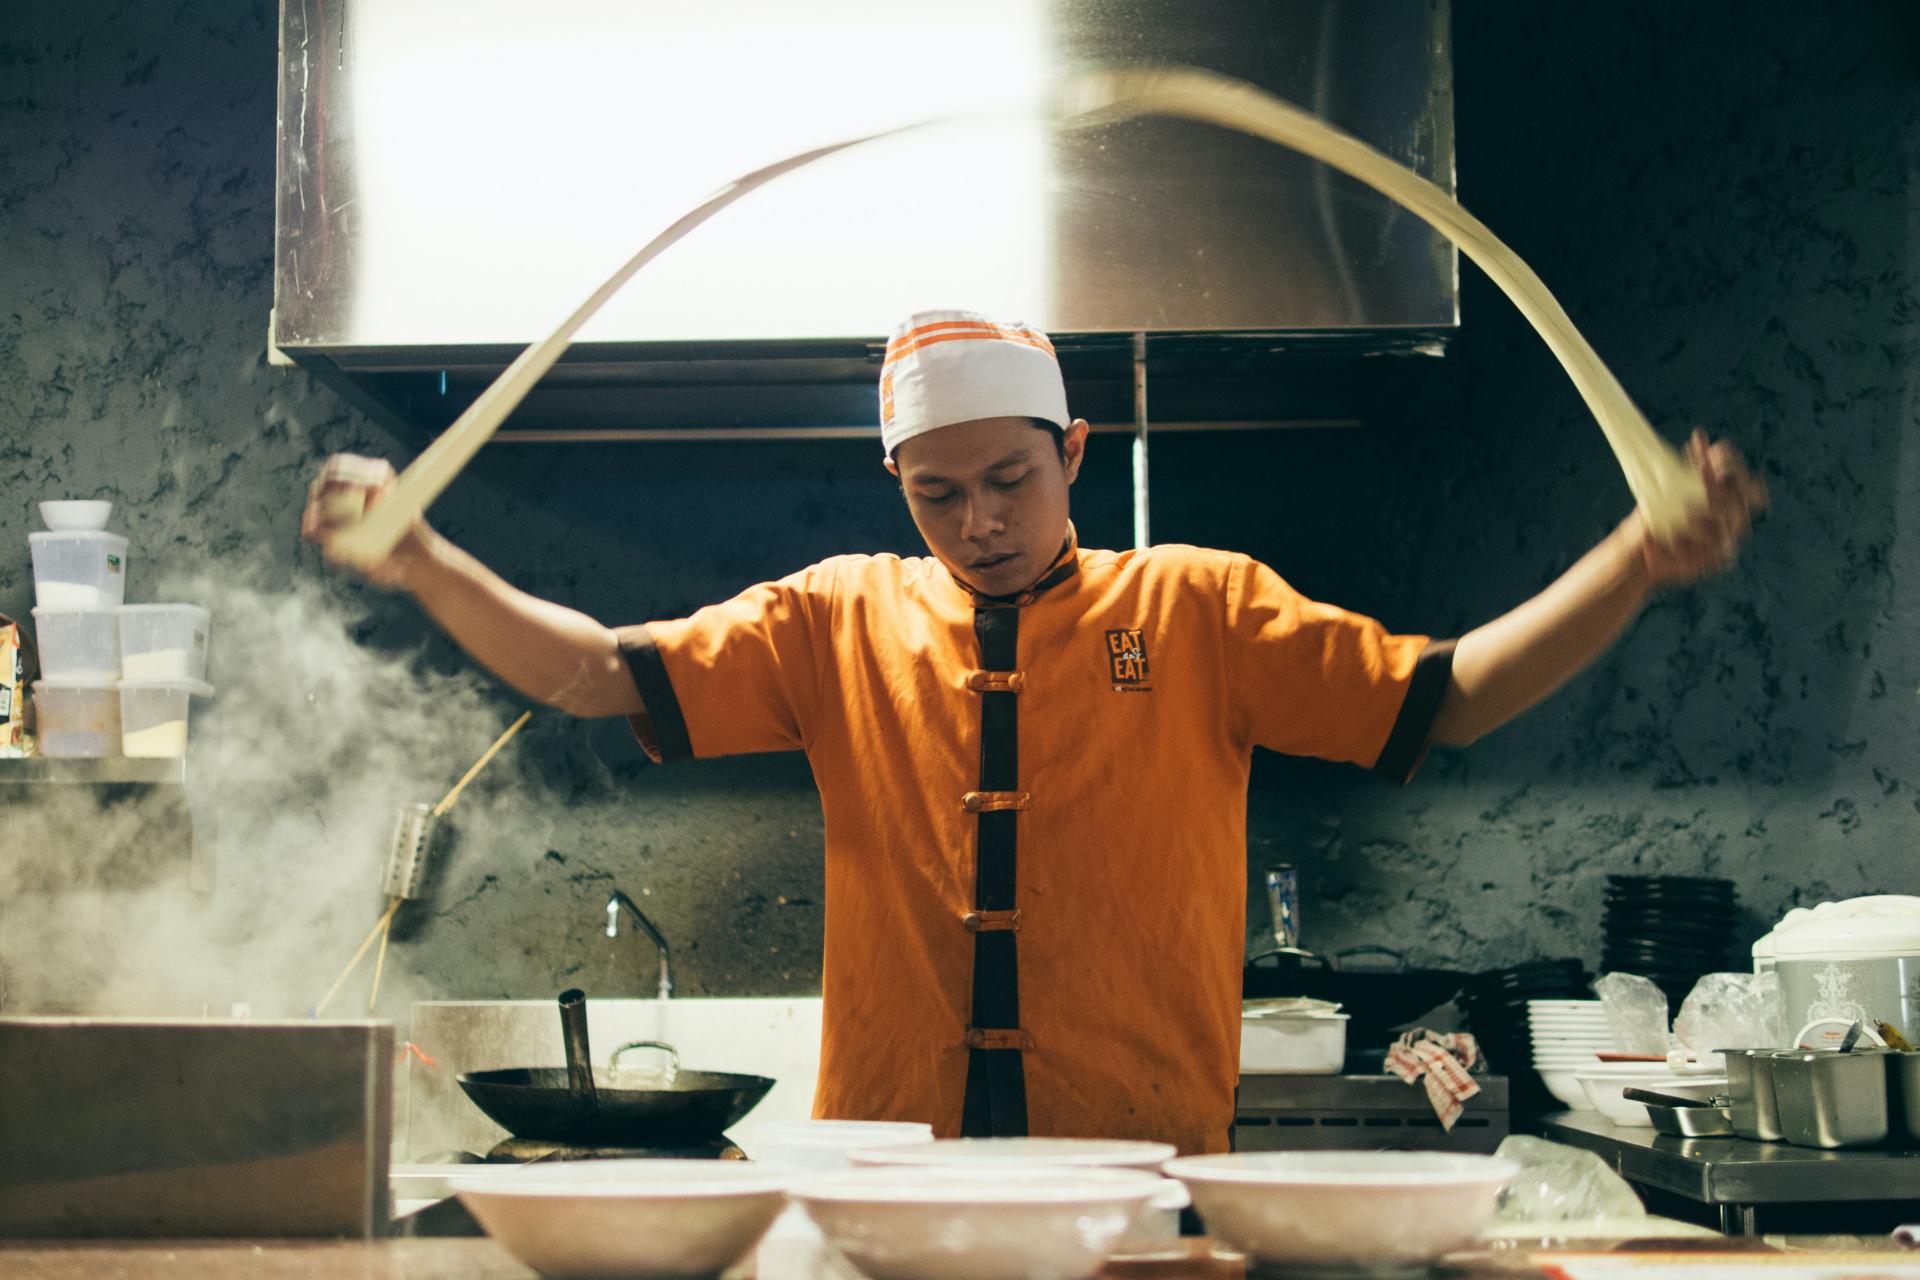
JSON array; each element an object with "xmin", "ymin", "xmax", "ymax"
[
  {"xmin": 1458, "ymin": 959, "xmax": 1591, "ymax": 1114},
  {"xmin": 1602, "ymin": 874, "xmax": 1738, "ymax": 1007}
]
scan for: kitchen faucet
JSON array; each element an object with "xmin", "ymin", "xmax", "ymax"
[{"xmin": 605, "ymin": 889, "xmax": 673, "ymax": 1003}]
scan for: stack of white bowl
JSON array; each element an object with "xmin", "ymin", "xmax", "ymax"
[
  {"xmin": 28, "ymin": 501, "xmax": 213, "ymax": 759},
  {"xmin": 1528, "ymin": 998, "xmax": 1614, "ymax": 1111}
]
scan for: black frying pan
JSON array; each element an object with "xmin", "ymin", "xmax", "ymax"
[{"xmin": 456, "ymin": 989, "xmax": 775, "ymax": 1146}]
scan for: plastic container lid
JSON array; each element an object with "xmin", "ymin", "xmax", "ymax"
[
  {"xmin": 1241, "ymin": 1010, "xmax": 1350, "ymax": 1022},
  {"xmin": 28, "ymin": 530, "xmax": 128, "ymax": 546},
  {"xmin": 34, "ymin": 676, "xmax": 120, "ymax": 691}
]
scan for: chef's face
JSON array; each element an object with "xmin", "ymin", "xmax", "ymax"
[{"xmin": 889, "ymin": 415, "xmax": 1088, "ymax": 596}]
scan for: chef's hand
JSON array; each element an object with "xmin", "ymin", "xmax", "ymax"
[
  {"xmin": 1623, "ymin": 430, "xmax": 1770, "ymax": 588},
  {"xmin": 300, "ymin": 454, "xmax": 435, "ymax": 590}
]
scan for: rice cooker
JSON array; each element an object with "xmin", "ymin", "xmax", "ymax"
[{"xmin": 1759, "ymin": 896, "xmax": 1920, "ymax": 1046}]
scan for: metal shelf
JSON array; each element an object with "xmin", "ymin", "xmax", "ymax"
[{"xmin": 0, "ymin": 757, "xmax": 185, "ymax": 786}]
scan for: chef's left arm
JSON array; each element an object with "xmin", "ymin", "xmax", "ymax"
[{"xmin": 1428, "ymin": 431, "xmax": 1769, "ymax": 747}]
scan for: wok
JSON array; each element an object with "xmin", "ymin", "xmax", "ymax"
[{"xmin": 456, "ymin": 990, "xmax": 775, "ymax": 1146}]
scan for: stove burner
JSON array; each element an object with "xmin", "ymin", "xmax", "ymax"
[{"xmin": 484, "ymin": 1135, "xmax": 745, "ymax": 1163}]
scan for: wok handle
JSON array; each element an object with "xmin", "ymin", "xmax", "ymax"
[
  {"xmin": 611, "ymin": 1040, "xmax": 681, "ymax": 1077},
  {"xmin": 558, "ymin": 988, "xmax": 599, "ymax": 1115}
]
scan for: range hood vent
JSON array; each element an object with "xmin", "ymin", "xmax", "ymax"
[{"xmin": 273, "ymin": 0, "xmax": 1456, "ymax": 440}]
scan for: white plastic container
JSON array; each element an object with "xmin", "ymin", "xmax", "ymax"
[
  {"xmin": 118, "ymin": 605, "xmax": 211, "ymax": 682},
  {"xmin": 1240, "ymin": 1010, "xmax": 1349, "ymax": 1074},
  {"xmin": 117, "ymin": 679, "xmax": 213, "ymax": 757},
  {"xmin": 32, "ymin": 608, "xmax": 120, "ymax": 679},
  {"xmin": 29, "ymin": 531, "xmax": 129, "ymax": 609},
  {"xmin": 34, "ymin": 678, "xmax": 121, "ymax": 757}
]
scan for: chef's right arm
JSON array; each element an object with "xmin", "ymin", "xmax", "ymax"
[{"xmin": 301, "ymin": 455, "xmax": 642, "ymax": 718}]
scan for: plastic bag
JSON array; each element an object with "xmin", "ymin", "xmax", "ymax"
[
  {"xmin": 1490, "ymin": 1135, "xmax": 1646, "ymax": 1228},
  {"xmin": 1592, "ymin": 972, "xmax": 1669, "ymax": 1056},
  {"xmin": 1674, "ymin": 972, "xmax": 1790, "ymax": 1064}
]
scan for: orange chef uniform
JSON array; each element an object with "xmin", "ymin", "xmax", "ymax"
[{"xmin": 618, "ymin": 527, "xmax": 1453, "ymax": 1155}]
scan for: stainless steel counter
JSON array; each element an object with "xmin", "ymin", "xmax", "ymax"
[{"xmin": 1542, "ymin": 1111, "xmax": 1920, "ymax": 1235}]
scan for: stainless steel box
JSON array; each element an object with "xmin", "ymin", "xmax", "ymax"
[
  {"xmin": 1770, "ymin": 1049, "xmax": 1889, "ymax": 1150},
  {"xmin": 0, "ymin": 1017, "xmax": 392, "ymax": 1238},
  {"xmin": 1723, "ymin": 1047, "xmax": 1786, "ymax": 1142}
]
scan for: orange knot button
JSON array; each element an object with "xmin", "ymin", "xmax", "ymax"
[
  {"xmin": 963, "ymin": 909, "xmax": 1023, "ymax": 933},
  {"xmin": 962, "ymin": 791, "xmax": 1031, "ymax": 813}
]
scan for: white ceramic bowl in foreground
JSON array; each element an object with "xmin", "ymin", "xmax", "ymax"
[
  {"xmin": 792, "ymin": 1164, "xmax": 1160, "ymax": 1280},
  {"xmin": 746, "ymin": 1119, "xmax": 935, "ymax": 1170},
  {"xmin": 455, "ymin": 1158, "xmax": 789, "ymax": 1280},
  {"xmin": 847, "ymin": 1136, "xmax": 1175, "ymax": 1172},
  {"xmin": 1166, "ymin": 1152, "xmax": 1516, "ymax": 1271},
  {"xmin": 846, "ymin": 1138, "xmax": 1188, "ymax": 1258}
]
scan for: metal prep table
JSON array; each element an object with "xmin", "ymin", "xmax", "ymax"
[{"xmin": 1542, "ymin": 1111, "xmax": 1920, "ymax": 1236}]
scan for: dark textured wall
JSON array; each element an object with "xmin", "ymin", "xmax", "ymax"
[{"xmin": 0, "ymin": 1, "xmax": 1914, "ymax": 1015}]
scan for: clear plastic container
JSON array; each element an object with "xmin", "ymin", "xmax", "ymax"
[
  {"xmin": 29, "ymin": 531, "xmax": 129, "ymax": 609},
  {"xmin": 34, "ymin": 678, "xmax": 122, "ymax": 757},
  {"xmin": 117, "ymin": 679, "xmax": 213, "ymax": 758},
  {"xmin": 32, "ymin": 608, "xmax": 121, "ymax": 679},
  {"xmin": 118, "ymin": 605, "xmax": 211, "ymax": 682}
]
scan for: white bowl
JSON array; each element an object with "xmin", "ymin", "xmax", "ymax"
[
  {"xmin": 792, "ymin": 1165, "xmax": 1160, "ymax": 1280},
  {"xmin": 1520, "ymin": 1013, "xmax": 1612, "ymax": 1028},
  {"xmin": 744, "ymin": 1119, "xmax": 934, "ymax": 1170},
  {"xmin": 39, "ymin": 500, "xmax": 112, "ymax": 531},
  {"xmin": 848, "ymin": 1137, "xmax": 1175, "ymax": 1172},
  {"xmin": 846, "ymin": 1137, "xmax": 1188, "ymax": 1259},
  {"xmin": 1574, "ymin": 1071, "xmax": 1727, "ymax": 1127},
  {"xmin": 1166, "ymin": 1152, "xmax": 1515, "ymax": 1271},
  {"xmin": 1528, "ymin": 999, "xmax": 1605, "ymax": 1008},
  {"xmin": 1537, "ymin": 1070, "xmax": 1597, "ymax": 1110},
  {"xmin": 455, "ymin": 1159, "xmax": 789, "ymax": 1280}
]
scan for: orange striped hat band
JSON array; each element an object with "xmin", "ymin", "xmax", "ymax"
[{"xmin": 879, "ymin": 309, "xmax": 1070, "ymax": 459}]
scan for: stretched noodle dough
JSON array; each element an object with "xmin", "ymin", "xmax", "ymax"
[{"xmin": 328, "ymin": 65, "xmax": 1705, "ymax": 568}]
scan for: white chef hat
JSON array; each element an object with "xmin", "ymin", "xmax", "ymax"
[{"xmin": 879, "ymin": 309, "xmax": 1070, "ymax": 459}]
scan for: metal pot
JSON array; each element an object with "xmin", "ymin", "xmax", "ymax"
[
  {"xmin": 456, "ymin": 990, "xmax": 774, "ymax": 1146},
  {"xmin": 1245, "ymin": 946, "xmax": 1464, "ymax": 1050}
]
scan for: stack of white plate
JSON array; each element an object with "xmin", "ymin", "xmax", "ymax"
[{"xmin": 1528, "ymin": 999, "xmax": 1613, "ymax": 1110}]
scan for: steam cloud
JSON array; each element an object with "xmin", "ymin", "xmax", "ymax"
[{"xmin": 0, "ymin": 557, "xmax": 533, "ymax": 1019}]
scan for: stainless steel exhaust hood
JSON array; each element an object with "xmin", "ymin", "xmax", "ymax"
[{"xmin": 271, "ymin": 0, "xmax": 1456, "ymax": 440}]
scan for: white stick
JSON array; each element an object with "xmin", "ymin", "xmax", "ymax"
[{"xmin": 327, "ymin": 128, "xmax": 923, "ymax": 568}]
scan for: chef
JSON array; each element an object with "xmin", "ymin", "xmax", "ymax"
[{"xmin": 303, "ymin": 309, "xmax": 1766, "ymax": 1155}]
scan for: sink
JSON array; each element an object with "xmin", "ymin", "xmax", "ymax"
[{"xmin": 404, "ymin": 998, "xmax": 823, "ymax": 1159}]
